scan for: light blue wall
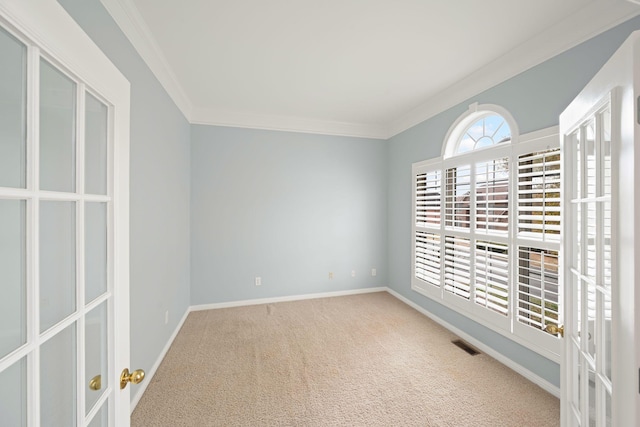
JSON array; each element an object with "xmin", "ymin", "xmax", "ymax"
[
  {"xmin": 58, "ymin": 0, "xmax": 191, "ymax": 389},
  {"xmin": 387, "ymin": 15, "xmax": 640, "ymax": 387},
  {"xmin": 191, "ymin": 125, "xmax": 387, "ymax": 304}
]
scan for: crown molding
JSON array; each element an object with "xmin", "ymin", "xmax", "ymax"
[
  {"xmin": 100, "ymin": 0, "xmax": 640, "ymax": 140},
  {"xmin": 100, "ymin": 0, "xmax": 192, "ymax": 120},
  {"xmin": 190, "ymin": 107, "xmax": 388, "ymax": 140},
  {"xmin": 387, "ymin": 0, "xmax": 640, "ymax": 138}
]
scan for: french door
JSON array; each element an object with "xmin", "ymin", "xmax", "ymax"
[
  {"xmin": 0, "ymin": 0, "xmax": 131, "ymax": 426},
  {"xmin": 560, "ymin": 31, "xmax": 640, "ymax": 426}
]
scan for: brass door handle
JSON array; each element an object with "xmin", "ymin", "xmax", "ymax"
[
  {"xmin": 545, "ymin": 324, "xmax": 564, "ymax": 337},
  {"xmin": 120, "ymin": 368, "xmax": 145, "ymax": 389},
  {"xmin": 89, "ymin": 375, "xmax": 101, "ymax": 391}
]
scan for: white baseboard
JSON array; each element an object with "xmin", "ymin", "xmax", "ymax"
[
  {"xmin": 190, "ymin": 287, "xmax": 388, "ymax": 311},
  {"xmin": 385, "ymin": 288, "xmax": 561, "ymax": 398},
  {"xmin": 130, "ymin": 307, "xmax": 190, "ymax": 413}
]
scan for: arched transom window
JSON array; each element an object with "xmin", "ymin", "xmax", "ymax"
[{"xmin": 456, "ymin": 113, "xmax": 512, "ymax": 154}]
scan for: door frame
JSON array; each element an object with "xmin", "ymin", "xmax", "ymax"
[
  {"xmin": 560, "ymin": 30, "xmax": 640, "ymax": 426},
  {"xmin": 0, "ymin": 0, "xmax": 131, "ymax": 424}
]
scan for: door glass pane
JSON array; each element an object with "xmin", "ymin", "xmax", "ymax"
[
  {"xmin": 586, "ymin": 284, "xmax": 596, "ymax": 360},
  {"xmin": 603, "ymin": 201, "xmax": 611, "ymax": 290},
  {"xmin": 40, "ymin": 59, "xmax": 76, "ymax": 193},
  {"xmin": 0, "ymin": 357, "xmax": 27, "ymax": 427},
  {"xmin": 0, "ymin": 200, "xmax": 26, "ymax": 358},
  {"xmin": 574, "ymin": 130, "xmax": 581, "ymax": 199},
  {"xmin": 571, "ymin": 345, "xmax": 581, "ymax": 415},
  {"xmin": 86, "ymin": 202, "xmax": 107, "ymax": 303},
  {"xmin": 603, "ymin": 291, "xmax": 612, "ymax": 382},
  {"xmin": 85, "ymin": 302, "xmax": 108, "ymax": 414},
  {"xmin": 586, "ymin": 202, "xmax": 596, "ymax": 278},
  {"xmin": 88, "ymin": 402, "xmax": 108, "ymax": 427},
  {"xmin": 575, "ymin": 277, "xmax": 582, "ymax": 344},
  {"xmin": 0, "ymin": 28, "xmax": 27, "ymax": 188},
  {"xmin": 605, "ymin": 391, "xmax": 612, "ymax": 427},
  {"xmin": 585, "ymin": 122, "xmax": 596, "ymax": 198},
  {"xmin": 85, "ymin": 93, "xmax": 108, "ymax": 195},
  {"xmin": 41, "ymin": 323, "xmax": 77, "ymax": 427},
  {"xmin": 588, "ymin": 366, "xmax": 596, "ymax": 427},
  {"xmin": 40, "ymin": 201, "xmax": 76, "ymax": 332}
]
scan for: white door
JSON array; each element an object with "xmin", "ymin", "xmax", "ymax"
[
  {"xmin": 560, "ymin": 31, "xmax": 640, "ymax": 427},
  {"xmin": 0, "ymin": 1, "xmax": 133, "ymax": 426}
]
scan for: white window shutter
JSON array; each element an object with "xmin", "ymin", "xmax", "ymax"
[
  {"xmin": 415, "ymin": 231, "xmax": 441, "ymax": 288},
  {"xmin": 475, "ymin": 241, "xmax": 509, "ymax": 315},
  {"xmin": 517, "ymin": 149, "xmax": 561, "ymax": 240},
  {"xmin": 444, "ymin": 236, "xmax": 471, "ymax": 299}
]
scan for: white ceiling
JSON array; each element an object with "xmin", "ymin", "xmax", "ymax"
[{"xmin": 102, "ymin": 0, "xmax": 640, "ymax": 138}]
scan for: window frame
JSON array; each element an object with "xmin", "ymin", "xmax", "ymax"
[{"xmin": 412, "ymin": 119, "xmax": 561, "ymax": 363}]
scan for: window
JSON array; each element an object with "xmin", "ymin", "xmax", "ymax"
[{"xmin": 412, "ymin": 103, "xmax": 561, "ymax": 360}]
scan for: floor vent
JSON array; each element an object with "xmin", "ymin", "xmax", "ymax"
[{"xmin": 452, "ymin": 339, "xmax": 480, "ymax": 356}]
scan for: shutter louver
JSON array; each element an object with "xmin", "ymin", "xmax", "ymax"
[
  {"xmin": 445, "ymin": 166, "xmax": 471, "ymax": 229},
  {"xmin": 415, "ymin": 231, "xmax": 441, "ymax": 288},
  {"xmin": 476, "ymin": 159, "xmax": 509, "ymax": 234},
  {"xmin": 517, "ymin": 149, "xmax": 561, "ymax": 240},
  {"xmin": 475, "ymin": 241, "xmax": 509, "ymax": 315},
  {"xmin": 416, "ymin": 171, "xmax": 441, "ymax": 227},
  {"xmin": 444, "ymin": 236, "xmax": 471, "ymax": 299},
  {"xmin": 517, "ymin": 247, "xmax": 559, "ymax": 334}
]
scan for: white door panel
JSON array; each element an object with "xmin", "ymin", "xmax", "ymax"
[
  {"xmin": 560, "ymin": 31, "xmax": 640, "ymax": 427},
  {"xmin": 0, "ymin": 0, "xmax": 131, "ymax": 425}
]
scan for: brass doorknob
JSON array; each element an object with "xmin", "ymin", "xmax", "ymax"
[
  {"xmin": 545, "ymin": 324, "xmax": 564, "ymax": 337},
  {"xmin": 89, "ymin": 375, "xmax": 101, "ymax": 391},
  {"xmin": 120, "ymin": 368, "xmax": 145, "ymax": 389}
]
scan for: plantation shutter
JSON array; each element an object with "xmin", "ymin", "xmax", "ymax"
[
  {"xmin": 415, "ymin": 232, "xmax": 441, "ymax": 288},
  {"xmin": 517, "ymin": 248, "xmax": 560, "ymax": 332},
  {"xmin": 445, "ymin": 165, "xmax": 471, "ymax": 229},
  {"xmin": 516, "ymin": 148, "xmax": 561, "ymax": 335},
  {"xmin": 414, "ymin": 168, "xmax": 442, "ymax": 290},
  {"xmin": 476, "ymin": 159, "xmax": 509, "ymax": 234},
  {"xmin": 475, "ymin": 241, "xmax": 509, "ymax": 315},
  {"xmin": 416, "ymin": 171, "xmax": 441, "ymax": 227},
  {"xmin": 517, "ymin": 149, "xmax": 561, "ymax": 240},
  {"xmin": 444, "ymin": 236, "xmax": 471, "ymax": 299}
]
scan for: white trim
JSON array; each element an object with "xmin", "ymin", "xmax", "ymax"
[
  {"xmin": 190, "ymin": 287, "xmax": 388, "ymax": 312},
  {"xmin": 100, "ymin": 0, "xmax": 640, "ymax": 139},
  {"xmin": 130, "ymin": 307, "xmax": 190, "ymax": 413},
  {"xmin": 387, "ymin": 0, "xmax": 640, "ymax": 138},
  {"xmin": 386, "ymin": 288, "xmax": 561, "ymax": 398},
  {"xmin": 99, "ymin": 0, "xmax": 192, "ymax": 120},
  {"xmin": 190, "ymin": 108, "xmax": 387, "ymax": 140}
]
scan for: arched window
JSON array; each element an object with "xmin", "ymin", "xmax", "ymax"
[
  {"xmin": 442, "ymin": 103, "xmax": 518, "ymax": 158},
  {"xmin": 412, "ymin": 103, "xmax": 562, "ymax": 360}
]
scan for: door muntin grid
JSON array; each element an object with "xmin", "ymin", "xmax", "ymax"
[
  {"xmin": 0, "ymin": 21, "xmax": 114, "ymax": 427},
  {"xmin": 566, "ymin": 104, "xmax": 613, "ymax": 427}
]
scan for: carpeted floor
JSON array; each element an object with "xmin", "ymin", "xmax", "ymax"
[{"xmin": 132, "ymin": 291, "xmax": 559, "ymax": 426}]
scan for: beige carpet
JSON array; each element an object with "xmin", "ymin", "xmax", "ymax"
[{"xmin": 132, "ymin": 292, "xmax": 559, "ymax": 426}]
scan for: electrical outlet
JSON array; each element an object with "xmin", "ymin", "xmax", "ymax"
[
  {"xmin": 329, "ymin": 272, "xmax": 334, "ymax": 280},
  {"xmin": 255, "ymin": 277, "xmax": 262, "ymax": 286},
  {"xmin": 371, "ymin": 268, "xmax": 377, "ymax": 276},
  {"xmin": 165, "ymin": 311, "xmax": 169, "ymax": 325},
  {"xmin": 351, "ymin": 270, "xmax": 356, "ymax": 277}
]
